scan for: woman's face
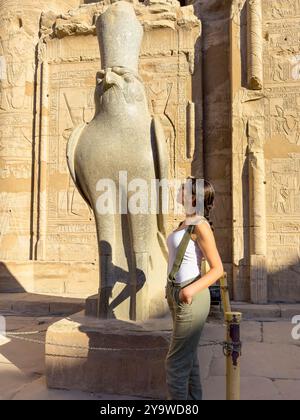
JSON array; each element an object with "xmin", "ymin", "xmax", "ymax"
[{"xmin": 176, "ymin": 182, "xmax": 195, "ymax": 208}]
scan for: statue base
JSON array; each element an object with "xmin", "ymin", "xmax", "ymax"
[{"xmin": 45, "ymin": 311, "xmax": 170, "ymax": 399}]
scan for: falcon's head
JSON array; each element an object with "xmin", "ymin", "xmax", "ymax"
[{"xmin": 94, "ymin": 67, "xmax": 147, "ymax": 114}]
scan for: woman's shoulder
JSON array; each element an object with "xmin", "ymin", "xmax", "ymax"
[
  {"xmin": 191, "ymin": 216, "xmax": 212, "ymax": 239},
  {"xmin": 196, "ymin": 216, "xmax": 211, "ymax": 227},
  {"xmin": 187, "ymin": 215, "xmax": 210, "ymax": 228}
]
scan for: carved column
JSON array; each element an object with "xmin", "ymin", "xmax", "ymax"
[
  {"xmin": 230, "ymin": 0, "xmax": 250, "ymax": 301},
  {"xmin": 34, "ymin": 45, "xmax": 49, "ymax": 260},
  {"xmin": 247, "ymin": 0, "xmax": 263, "ymax": 90},
  {"xmin": 247, "ymin": 119, "xmax": 267, "ymax": 303}
]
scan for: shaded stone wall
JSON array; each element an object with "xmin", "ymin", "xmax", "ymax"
[{"xmin": 192, "ymin": 0, "xmax": 233, "ymax": 295}]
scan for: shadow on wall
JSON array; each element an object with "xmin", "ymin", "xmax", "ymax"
[
  {"xmin": 240, "ymin": 0, "xmax": 248, "ymax": 89},
  {"xmin": 86, "ymin": 240, "xmax": 146, "ymax": 319},
  {"xmin": 239, "ymin": 143, "xmax": 251, "ymax": 301},
  {"xmin": 0, "ymin": 262, "xmax": 25, "ymax": 293},
  {"xmin": 191, "ymin": 4, "xmax": 204, "ymax": 178},
  {"xmin": 191, "ymin": 0, "xmax": 233, "ymax": 292},
  {"xmin": 268, "ymin": 261, "xmax": 300, "ymax": 304},
  {"xmin": 235, "ymin": 256, "xmax": 300, "ymax": 304}
]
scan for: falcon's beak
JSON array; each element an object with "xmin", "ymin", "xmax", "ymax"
[{"xmin": 104, "ymin": 69, "xmax": 124, "ymax": 91}]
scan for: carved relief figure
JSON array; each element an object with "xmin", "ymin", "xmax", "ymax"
[
  {"xmin": 0, "ymin": 30, "xmax": 34, "ymax": 111},
  {"xmin": 275, "ymin": 104, "xmax": 300, "ymax": 146},
  {"xmin": 272, "ymin": 172, "xmax": 292, "ymax": 213}
]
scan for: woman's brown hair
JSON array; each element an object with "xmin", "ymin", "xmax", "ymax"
[{"xmin": 186, "ymin": 176, "xmax": 216, "ymax": 232}]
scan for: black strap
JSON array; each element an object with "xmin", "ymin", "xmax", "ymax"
[{"xmin": 168, "ymin": 224, "xmax": 195, "ymax": 282}]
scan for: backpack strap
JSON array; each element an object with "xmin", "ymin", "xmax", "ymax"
[{"xmin": 168, "ymin": 224, "xmax": 195, "ymax": 282}]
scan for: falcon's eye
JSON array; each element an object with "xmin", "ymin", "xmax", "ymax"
[{"xmin": 111, "ymin": 67, "xmax": 127, "ymax": 76}]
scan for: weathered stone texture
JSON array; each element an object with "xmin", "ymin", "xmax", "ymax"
[{"xmin": 45, "ymin": 312, "xmax": 169, "ymax": 398}]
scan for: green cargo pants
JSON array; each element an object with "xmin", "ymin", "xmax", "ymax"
[{"xmin": 165, "ymin": 277, "xmax": 211, "ymax": 400}]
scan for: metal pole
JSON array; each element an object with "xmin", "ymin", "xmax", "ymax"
[
  {"xmin": 224, "ymin": 312, "xmax": 242, "ymax": 400},
  {"xmin": 220, "ymin": 272, "xmax": 232, "ymax": 316},
  {"xmin": 200, "ymin": 261, "xmax": 242, "ymax": 399}
]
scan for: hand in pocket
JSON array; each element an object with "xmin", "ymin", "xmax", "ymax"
[{"xmin": 178, "ymin": 287, "xmax": 193, "ymax": 305}]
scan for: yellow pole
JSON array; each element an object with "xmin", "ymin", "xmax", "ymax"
[
  {"xmin": 220, "ymin": 272, "xmax": 231, "ymax": 316},
  {"xmin": 224, "ymin": 312, "xmax": 242, "ymax": 400},
  {"xmin": 201, "ymin": 258, "xmax": 210, "ymax": 276},
  {"xmin": 201, "ymin": 258, "xmax": 242, "ymax": 400}
]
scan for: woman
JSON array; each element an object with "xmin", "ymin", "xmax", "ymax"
[{"xmin": 165, "ymin": 177, "xmax": 224, "ymax": 400}]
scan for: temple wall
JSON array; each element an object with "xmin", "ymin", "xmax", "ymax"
[{"xmin": 0, "ymin": 0, "xmax": 299, "ymax": 303}]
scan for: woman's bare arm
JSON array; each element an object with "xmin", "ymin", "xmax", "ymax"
[{"xmin": 179, "ymin": 221, "xmax": 224, "ymax": 304}]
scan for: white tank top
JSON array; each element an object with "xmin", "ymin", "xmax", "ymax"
[{"xmin": 167, "ymin": 219, "xmax": 210, "ymax": 284}]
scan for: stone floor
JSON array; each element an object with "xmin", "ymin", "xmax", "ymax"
[{"xmin": 0, "ymin": 313, "xmax": 299, "ymax": 400}]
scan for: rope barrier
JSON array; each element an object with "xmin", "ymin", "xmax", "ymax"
[{"xmin": 4, "ymin": 330, "xmax": 226, "ymax": 351}]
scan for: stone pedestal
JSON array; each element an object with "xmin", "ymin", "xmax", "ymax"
[{"xmin": 45, "ymin": 311, "xmax": 170, "ymax": 399}]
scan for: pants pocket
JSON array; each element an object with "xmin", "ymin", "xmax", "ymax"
[{"xmin": 174, "ymin": 287, "xmax": 192, "ymax": 307}]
